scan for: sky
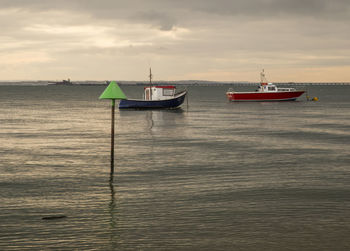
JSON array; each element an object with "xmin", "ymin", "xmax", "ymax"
[{"xmin": 0, "ymin": 0, "xmax": 349, "ymax": 82}]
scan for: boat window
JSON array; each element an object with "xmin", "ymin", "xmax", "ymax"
[
  {"xmin": 268, "ymin": 87, "xmax": 276, "ymax": 91},
  {"xmin": 163, "ymin": 88, "xmax": 174, "ymax": 96}
]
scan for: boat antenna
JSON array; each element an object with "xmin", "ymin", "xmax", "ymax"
[{"xmin": 260, "ymin": 69, "xmax": 268, "ymax": 84}]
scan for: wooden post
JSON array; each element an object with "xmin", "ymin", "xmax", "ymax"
[
  {"xmin": 111, "ymin": 99, "xmax": 115, "ymax": 175},
  {"xmin": 99, "ymin": 81, "xmax": 127, "ymax": 177},
  {"xmin": 186, "ymin": 88, "xmax": 189, "ymax": 110}
]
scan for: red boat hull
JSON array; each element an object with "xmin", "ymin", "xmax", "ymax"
[{"xmin": 226, "ymin": 91, "xmax": 304, "ymax": 101}]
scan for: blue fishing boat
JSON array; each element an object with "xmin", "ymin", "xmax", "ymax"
[{"xmin": 119, "ymin": 69, "xmax": 187, "ymax": 109}]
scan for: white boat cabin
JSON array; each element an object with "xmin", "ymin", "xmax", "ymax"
[
  {"xmin": 258, "ymin": 83, "xmax": 296, "ymax": 92},
  {"xmin": 144, "ymin": 86, "xmax": 176, "ymax": 100},
  {"xmin": 258, "ymin": 70, "xmax": 296, "ymax": 92}
]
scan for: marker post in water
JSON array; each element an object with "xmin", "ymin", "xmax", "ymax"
[{"xmin": 99, "ymin": 81, "xmax": 127, "ymax": 175}]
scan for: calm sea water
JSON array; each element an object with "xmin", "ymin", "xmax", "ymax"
[{"xmin": 0, "ymin": 84, "xmax": 349, "ymax": 250}]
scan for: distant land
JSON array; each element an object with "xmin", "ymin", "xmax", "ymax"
[{"xmin": 0, "ymin": 80, "xmax": 349, "ymax": 86}]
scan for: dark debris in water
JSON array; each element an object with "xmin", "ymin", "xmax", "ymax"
[{"xmin": 42, "ymin": 215, "xmax": 67, "ymax": 220}]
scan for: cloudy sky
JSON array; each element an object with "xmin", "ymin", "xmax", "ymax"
[{"xmin": 1, "ymin": 0, "xmax": 349, "ymax": 82}]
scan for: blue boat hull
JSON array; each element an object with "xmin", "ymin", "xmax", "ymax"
[{"xmin": 119, "ymin": 91, "xmax": 187, "ymax": 109}]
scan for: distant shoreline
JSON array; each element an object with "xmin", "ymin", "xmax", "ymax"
[{"xmin": 0, "ymin": 81, "xmax": 350, "ymax": 86}]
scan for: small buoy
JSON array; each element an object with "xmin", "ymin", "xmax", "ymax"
[
  {"xmin": 312, "ymin": 97, "xmax": 319, "ymax": 101},
  {"xmin": 42, "ymin": 215, "xmax": 67, "ymax": 220}
]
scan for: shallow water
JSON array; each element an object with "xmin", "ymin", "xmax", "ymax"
[{"xmin": 0, "ymin": 84, "xmax": 350, "ymax": 250}]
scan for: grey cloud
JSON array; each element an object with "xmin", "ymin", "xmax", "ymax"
[
  {"xmin": 0, "ymin": 0, "xmax": 178, "ymax": 31},
  {"xmin": 132, "ymin": 10, "xmax": 177, "ymax": 31},
  {"xmin": 2, "ymin": 0, "xmax": 350, "ymax": 22},
  {"xmin": 1, "ymin": 0, "xmax": 349, "ymax": 81},
  {"xmin": 174, "ymin": 0, "xmax": 350, "ymax": 19}
]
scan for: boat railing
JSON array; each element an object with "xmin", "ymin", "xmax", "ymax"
[{"xmin": 174, "ymin": 89, "xmax": 187, "ymax": 97}]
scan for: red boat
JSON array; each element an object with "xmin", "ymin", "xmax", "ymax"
[{"xmin": 226, "ymin": 70, "xmax": 305, "ymax": 102}]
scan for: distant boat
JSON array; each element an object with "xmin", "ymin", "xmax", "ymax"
[
  {"xmin": 119, "ymin": 69, "xmax": 187, "ymax": 109},
  {"xmin": 48, "ymin": 78, "xmax": 73, "ymax": 85},
  {"xmin": 226, "ymin": 70, "xmax": 304, "ymax": 101}
]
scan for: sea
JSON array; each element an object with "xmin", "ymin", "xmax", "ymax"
[{"xmin": 0, "ymin": 84, "xmax": 349, "ymax": 250}]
